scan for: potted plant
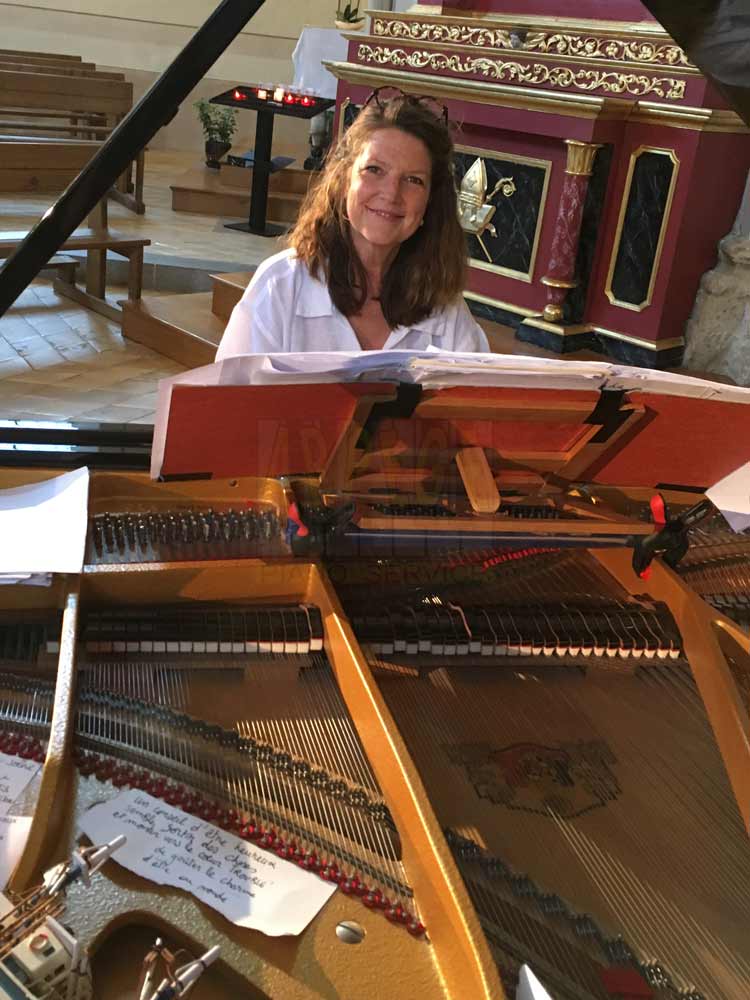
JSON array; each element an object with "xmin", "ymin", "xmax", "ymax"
[
  {"xmin": 194, "ymin": 99, "xmax": 238, "ymax": 169},
  {"xmin": 335, "ymin": 3, "xmax": 365, "ymax": 31}
]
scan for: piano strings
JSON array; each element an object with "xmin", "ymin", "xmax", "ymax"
[
  {"xmin": 0, "ymin": 603, "xmax": 424, "ymax": 935},
  {"xmin": 336, "ymin": 547, "xmax": 750, "ymax": 999}
]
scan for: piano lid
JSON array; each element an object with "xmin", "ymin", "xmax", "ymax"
[{"xmin": 641, "ymin": 0, "xmax": 750, "ymax": 127}]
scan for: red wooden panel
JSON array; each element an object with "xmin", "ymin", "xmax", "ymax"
[
  {"xmin": 591, "ymin": 394, "xmax": 750, "ymax": 488},
  {"xmin": 161, "ymin": 382, "xmax": 395, "ymax": 478}
]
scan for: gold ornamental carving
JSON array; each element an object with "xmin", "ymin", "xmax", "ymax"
[
  {"xmin": 565, "ymin": 140, "xmax": 602, "ymax": 177},
  {"xmin": 457, "ymin": 157, "xmax": 516, "ymax": 263},
  {"xmin": 371, "ymin": 18, "xmax": 690, "ymax": 69},
  {"xmin": 356, "ymin": 45, "xmax": 687, "ymax": 100}
]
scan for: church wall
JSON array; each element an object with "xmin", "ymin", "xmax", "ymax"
[{"xmin": 0, "ymin": 0, "xmax": 346, "ymax": 152}]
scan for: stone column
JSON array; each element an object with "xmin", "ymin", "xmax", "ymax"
[{"xmin": 541, "ymin": 140, "xmax": 602, "ymax": 323}]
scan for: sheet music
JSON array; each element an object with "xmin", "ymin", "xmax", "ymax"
[
  {"xmin": 0, "ymin": 752, "xmax": 40, "ymax": 815},
  {"xmin": 79, "ymin": 789, "xmax": 337, "ymax": 936},
  {"xmin": 0, "ymin": 753, "xmax": 41, "ymax": 887},
  {"xmin": 0, "ymin": 467, "xmax": 89, "ymax": 579}
]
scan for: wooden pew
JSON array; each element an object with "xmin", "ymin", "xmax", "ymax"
[
  {"xmin": 0, "ymin": 48, "xmax": 83, "ymax": 61},
  {"xmin": 0, "ymin": 68, "xmax": 145, "ymax": 213},
  {"xmin": 0, "ymin": 54, "xmax": 95, "ymax": 70},
  {"xmin": 0, "ymin": 68, "xmax": 132, "ymax": 119},
  {"xmin": 0, "ymin": 210, "xmax": 150, "ymax": 321},
  {"xmin": 0, "ymin": 136, "xmax": 102, "ymax": 192},
  {"xmin": 0, "ymin": 60, "xmax": 125, "ymax": 81}
]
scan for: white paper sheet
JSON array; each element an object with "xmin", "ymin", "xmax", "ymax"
[
  {"xmin": 707, "ymin": 460, "xmax": 750, "ymax": 532},
  {"xmin": 0, "ymin": 751, "xmax": 40, "ymax": 815},
  {"xmin": 0, "ymin": 816, "xmax": 32, "ymax": 888},
  {"xmin": 516, "ymin": 965, "xmax": 553, "ymax": 1000},
  {"xmin": 0, "ymin": 467, "xmax": 89, "ymax": 576},
  {"xmin": 79, "ymin": 789, "xmax": 337, "ymax": 936},
  {"xmin": 0, "ymin": 752, "xmax": 40, "ymax": 886},
  {"xmin": 151, "ymin": 351, "xmax": 750, "ymax": 478},
  {"xmin": 0, "ymin": 573, "xmax": 51, "ymax": 586}
]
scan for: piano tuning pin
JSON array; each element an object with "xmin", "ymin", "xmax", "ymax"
[
  {"xmin": 169, "ymin": 514, "xmax": 180, "ymax": 544},
  {"xmin": 92, "ymin": 517, "xmax": 104, "ymax": 554},
  {"xmin": 538, "ymin": 894, "xmax": 567, "ymax": 916},
  {"xmin": 189, "ymin": 514, "xmax": 199, "ymax": 543},
  {"xmin": 642, "ymin": 962, "xmax": 672, "ymax": 989},
  {"xmin": 572, "ymin": 914, "xmax": 599, "ymax": 938},
  {"xmin": 104, "ymin": 514, "xmax": 115, "ymax": 548}
]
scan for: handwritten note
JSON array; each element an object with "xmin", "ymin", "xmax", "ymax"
[
  {"xmin": 0, "ymin": 815, "xmax": 32, "ymax": 887},
  {"xmin": 0, "ymin": 753, "xmax": 41, "ymax": 888},
  {"xmin": 79, "ymin": 789, "xmax": 337, "ymax": 936},
  {"xmin": 0, "ymin": 751, "xmax": 40, "ymax": 815}
]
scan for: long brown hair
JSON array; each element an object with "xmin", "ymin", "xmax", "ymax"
[{"xmin": 288, "ymin": 95, "xmax": 467, "ymax": 328}]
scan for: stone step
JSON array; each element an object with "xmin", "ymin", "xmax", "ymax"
[
  {"xmin": 220, "ymin": 161, "xmax": 315, "ymax": 196},
  {"xmin": 121, "ymin": 292, "xmax": 224, "ymax": 369},
  {"xmin": 210, "ymin": 271, "xmax": 252, "ymax": 321},
  {"xmin": 170, "ymin": 166, "xmax": 304, "ymax": 222}
]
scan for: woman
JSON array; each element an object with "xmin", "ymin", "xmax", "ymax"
[{"xmin": 215, "ymin": 88, "xmax": 489, "ymax": 358}]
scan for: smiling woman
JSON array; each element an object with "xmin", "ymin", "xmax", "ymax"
[{"xmin": 215, "ymin": 90, "xmax": 489, "ymax": 356}]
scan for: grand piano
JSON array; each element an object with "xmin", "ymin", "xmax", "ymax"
[{"xmin": 1, "ymin": 3, "xmax": 750, "ymax": 999}]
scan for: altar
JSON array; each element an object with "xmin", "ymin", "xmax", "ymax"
[{"xmin": 325, "ymin": 0, "xmax": 750, "ymax": 368}]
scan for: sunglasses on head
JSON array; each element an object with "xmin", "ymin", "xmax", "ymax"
[{"xmin": 364, "ymin": 86, "xmax": 449, "ymax": 125}]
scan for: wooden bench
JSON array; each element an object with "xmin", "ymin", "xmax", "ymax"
[
  {"xmin": 0, "ymin": 60, "xmax": 125, "ymax": 81},
  {"xmin": 0, "ymin": 216, "xmax": 150, "ymax": 322},
  {"xmin": 0, "ymin": 67, "xmax": 144, "ymax": 213},
  {"xmin": 0, "ymin": 120, "xmax": 112, "ymax": 138},
  {"xmin": 0, "ymin": 136, "xmax": 101, "ymax": 193},
  {"xmin": 0, "ymin": 48, "xmax": 83, "ymax": 62},
  {"xmin": 0, "ymin": 68, "xmax": 132, "ymax": 118}
]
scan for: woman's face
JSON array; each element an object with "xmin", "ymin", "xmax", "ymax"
[{"xmin": 345, "ymin": 127, "xmax": 432, "ymax": 261}]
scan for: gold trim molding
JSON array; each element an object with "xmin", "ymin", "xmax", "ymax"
[
  {"xmin": 522, "ymin": 316, "xmax": 684, "ymax": 351},
  {"xmin": 605, "ymin": 146, "xmax": 681, "ymax": 312},
  {"xmin": 541, "ymin": 276, "xmax": 576, "ymax": 289},
  {"xmin": 394, "ymin": 9, "xmax": 677, "ymax": 39},
  {"xmin": 324, "ymin": 61, "xmax": 749, "ymax": 132},
  {"xmin": 457, "ymin": 143, "xmax": 551, "ymax": 285},
  {"xmin": 462, "ymin": 289, "xmax": 540, "ymax": 319},
  {"xmin": 461, "ymin": 298, "xmax": 685, "ymax": 351},
  {"xmin": 370, "ymin": 16, "xmax": 692, "ymax": 70},
  {"xmin": 356, "ymin": 44, "xmax": 686, "ymax": 100}
]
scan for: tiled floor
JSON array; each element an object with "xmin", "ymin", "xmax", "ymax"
[{"xmin": 0, "ymin": 280, "xmax": 184, "ymax": 423}]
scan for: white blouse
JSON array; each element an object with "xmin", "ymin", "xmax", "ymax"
[{"xmin": 215, "ymin": 249, "xmax": 489, "ymax": 359}]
